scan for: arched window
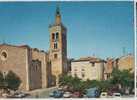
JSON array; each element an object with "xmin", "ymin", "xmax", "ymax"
[
  {"xmin": 54, "ymin": 42, "xmax": 58, "ymax": 49},
  {"xmin": 56, "ymin": 32, "xmax": 59, "ymax": 40},
  {"xmin": 1, "ymin": 51, "xmax": 8, "ymax": 61},
  {"xmin": 81, "ymin": 73, "xmax": 85, "ymax": 78},
  {"xmin": 52, "ymin": 33, "xmax": 55, "ymax": 40},
  {"xmin": 54, "ymin": 54, "xmax": 58, "ymax": 59}
]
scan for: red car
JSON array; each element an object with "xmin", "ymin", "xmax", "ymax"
[{"xmin": 72, "ymin": 92, "xmax": 83, "ymax": 98}]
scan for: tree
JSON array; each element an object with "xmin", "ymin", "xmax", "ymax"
[
  {"xmin": 59, "ymin": 74, "xmax": 73, "ymax": 87},
  {"xmin": 71, "ymin": 76, "xmax": 82, "ymax": 91},
  {"xmin": 59, "ymin": 68, "xmax": 134, "ymax": 95},
  {"xmin": 5, "ymin": 71, "xmax": 21, "ymax": 91},
  {"xmin": 110, "ymin": 68, "xmax": 121, "ymax": 85},
  {"xmin": 119, "ymin": 69, "xmax": 134, "ymax": 94},
  {"xmin": 59, "ymin": 74, "xmax": 85, "ymax": 93},
  {"xmin": 110, "ymin": 68, "xmax": 134, "ymax": 94},
  {"xmin": 0, "ymin": 71, "xmax": 4, "ymax": 89},
  {"xmin": 99, "ymin": 80, "xmax": 112, "ymax": 92}
]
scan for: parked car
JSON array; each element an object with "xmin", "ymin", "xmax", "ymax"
[
  {"xmin": 72, "ymin": 91, "xmax": 83, "ymax": 98},
  {"xmin": 100, "ymin": 92, "xmax": 108, "ymax": 98},
  {"xmin": 49, "ymin": 92, "xmax": 54, "ymax": 97},
  {"xmin": 107, "ymin": 91, "xmax": 113, "ymax": 96},
  {"xmin": 112, "ymin": 93, "xmax": 121, "ymax": 98},
  {"xmin": 14, "ymin": 92, "xmax": 28, "ymax": 98},
  {"xmin": 2, "ymin": 93, "xmax": 9, "ymax": 98},
  {"xmin": 63, "ymin": 92, "xmax": 72, "ymax": 98},
  {"xmin": 50, "ymin": 90, "xmax": 63, "ymax": 98},
  {"xmin": 86, "ymin": 87, "xmax": 100, "ymax": 98}
]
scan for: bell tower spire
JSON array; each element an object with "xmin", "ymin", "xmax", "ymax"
[
  {"xmin": 55, "ymin": 6, "xmax": 61, "ymax": 25},
  {"xmin": 49, "ymin": 6, "xmax": 67, "ymax": 85}
]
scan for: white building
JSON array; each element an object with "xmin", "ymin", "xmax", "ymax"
[{"xmin": 71, "ymin": 57, "xmax": 105, "ymax": 81}]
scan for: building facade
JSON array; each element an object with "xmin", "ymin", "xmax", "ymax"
[
  {"xmin": 0, "ymin": 7, "xmax": 67, "ymax": 91},
  {"xmin": 104, "ymin": 54, "xmax": 134, "ymax": 80},
  {"xmin": 49, "ymin": 7, "xmax": 67, "ymax": 85},
  {"xmin": 0, "ymin": 44, "xmax": 50, "ymax": 91},
  {"xmin": 116, "ymin": 54, "xmax": 134, "ymax": 72},
  {"xmin": 71, "ymin": 57, "xmax": 105, "ymax": 81},
  {"xmin": 104, "ymin": 58, "xmax": 114, "ymax": 80}
]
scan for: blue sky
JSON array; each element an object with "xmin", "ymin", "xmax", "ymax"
[{"xmin": 0, "ymin": 1, "xmax": 134, "ymax": 59}]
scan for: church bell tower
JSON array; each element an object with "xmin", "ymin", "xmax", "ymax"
[{"xmin": 49, "ymin": 6, "xmax": 67, "ymax": 85}]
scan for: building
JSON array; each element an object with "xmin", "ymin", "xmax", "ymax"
[
  {"xmin": 104, "ymin": 58, "xmax": 114, "ymax": 80},
  {"xmin": 0, "ymin": 44, "xmax": 49, "ymax": 91},
  {"xmin": 49, "ymin": 6, "xmax": 67, "ymax": 85},
  {"xmin": 104, "ymin": 54, "xmax": 134, "ymax": 80},
  {"xmin": 116, "ymin": 54, "xmax": 134, "ymax": 72},
  {"xmin": 71, "ymin": 57, "xmax": 105, "ymax": 81},
  {"xmin": 0, "ymin": 7, "xmax": 67, "ymax": 91}
]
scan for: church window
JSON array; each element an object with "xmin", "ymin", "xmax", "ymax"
[
  {"xmin": 54, "ymin": 43, "xmax": 58, "ymax": 49},
  {"xmin": 1, "ymin": 51, "xmax": 8, "ymax": 61},
  {"xmin": 56, "ymin": 32, "xmax": 59, "ymax": 40},
  {"xmin": 81, "ymin": 73, "xmax": 85, "ymax": 78},
  {"xmin": 52, "ymin": 33, "xmax": 55, "ymax": 40},
  {"xmin": 54, "ymin": 54, "xmax": 58, "ymax": 59}
]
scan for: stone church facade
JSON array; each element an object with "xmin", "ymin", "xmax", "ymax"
[{"xmin": 0, "ymin": 7, "xmax": 67, "ymax": 91}]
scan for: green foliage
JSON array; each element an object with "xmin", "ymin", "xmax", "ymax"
[
  {"xmin": 59, "ymin": 74, "xmax": 73, "ymax": 87},
  {"xmin": 59, "ymin": 74, "xmax": 85, "ymax": 93},
  {"xmin": 99, "ymin": 80, "xmax": 111, "ymax": 92},
  {"xmin": 110, "ymin": 68, "xmax": 121, "ymax": 84},
  {"xmin": 110, "ymin": 68, "xmax": 134, "ymax": 94},
  {"xmin": 0, "ymin": 70, "xmax": 21, "ymax": 91},
  {"xmin": 5, "ymin": 71, "xmax": 21, "ymax": 91},
  {"xmin": 0, "ymin": 71, "xmax": 4, "ymax": 88},
  {"xmin": 59, "ymin": 68, "xmax": 134, "ymax": 94}
]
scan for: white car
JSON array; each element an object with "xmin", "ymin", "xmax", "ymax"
[
  {"xmin": 112, "ymin": 93, "xmax": 121, "ymax": 98},
  {"xmin": 63, "ymin": 92, "xmax": 72, "ymax": 98},
  {"xmin": 2, "ymin": 93, "xmax": 9, "ymax": 98},
  {"xmin": 14, "ymin": 92, "xmax": 27, "ymax": 98},
  {"xmin": 100, "ymin": 92, "xmax": 108, "ymax": 98}
]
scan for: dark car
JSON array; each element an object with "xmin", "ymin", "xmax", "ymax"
[{"xmin": 49, "ymin": 90, "xmax": 63, "ymax": 98}]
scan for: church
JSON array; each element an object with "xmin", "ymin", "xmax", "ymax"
[{"xmin": 0, "ymin": 7, "xmax": 67, "ymax": 91}]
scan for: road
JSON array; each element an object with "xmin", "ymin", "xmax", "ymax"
[
  {"xmin": 26, "ymin": 86, "xmax": 57, "ymax": 98},
  {"xmin": 25, "ymin": 87, "xmax": 134, "ymax": 98}
]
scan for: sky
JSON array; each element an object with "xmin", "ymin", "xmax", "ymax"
[{"xmin": 0, "ymin": 1, "xmax": 134, "ymax": 59}]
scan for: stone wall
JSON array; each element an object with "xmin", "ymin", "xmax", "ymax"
[
  {"xmin": 31, "ymin": 49, "xmax": 49, "ymax": 88},
  {"xmin": 0, "ymin": 44, "xmax": 29, "ymax": 91}
]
